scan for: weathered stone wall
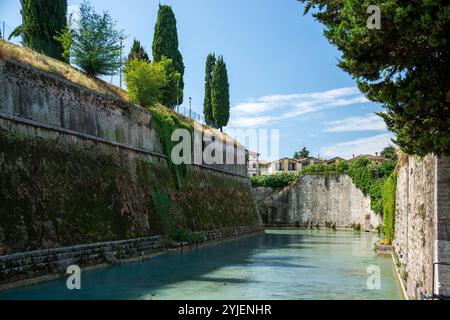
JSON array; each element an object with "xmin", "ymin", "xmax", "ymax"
[
  {"xmin": 0, "ymin": 59, "xmax": 163, "ymax": 155},
  {"xmin": 252, "ymin": 187, "xmax": 275, "ymax": 204},
  {"xmin": 0, "ymin": 58, "xmax": 248, "ymax": 177},
  {"xmin": 393, "ymin": 154, "xmax": 450, "ymax": 299},
  {"xmin": 0, "ymin": 54, "xmax": 261, "ymax": 269},
  {"xmin": 0, "ymin": 225, "xmax": 264, "ymax": 288},
  {"xmin": 257, "ymin": 174, "xmax": 382, "ymax": 231}
]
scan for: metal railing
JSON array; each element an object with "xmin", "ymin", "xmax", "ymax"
[{"xmin": 175, "ymin": 105, "xmax": 205, "ymax": 124}]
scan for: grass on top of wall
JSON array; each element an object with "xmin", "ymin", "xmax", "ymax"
[
  {"xmin": 0, "ymin": 39, "xmax": 128, "ymax": 101},
  {"xmin": 0, "ymin": 41, "xmax": 243, "ymax": 153}
]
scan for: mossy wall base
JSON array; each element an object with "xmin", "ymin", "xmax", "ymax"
[{"xmin": 0, "ymin": 119, "xmax": 260, "ymax": 255}]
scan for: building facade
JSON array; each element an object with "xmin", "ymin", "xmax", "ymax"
[{"xmin": 248, "ymin": 151, "xmax": 260, "ymax": 177}]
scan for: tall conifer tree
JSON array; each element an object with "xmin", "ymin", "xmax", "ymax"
[
  {"xmin": 211, "ymin": 56, "xmax": 230, "ymax": 132},
  {"xmin": 10, "ymin": 0, "xmax": 67, "ymax": 61},
  {"xmin": 152, "ymin": 5, "xmax": 185, "ymax": 106},
  {"xmin": 203, "ymin": 53, "xmax": 216, "ymax": 127}
]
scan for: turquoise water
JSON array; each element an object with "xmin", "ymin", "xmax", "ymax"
[{"xmin": 0, "ymin": 230, "xmax": 403, "ymax": 300}]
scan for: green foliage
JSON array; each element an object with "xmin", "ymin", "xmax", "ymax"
[
  {"xmin": 54, "ymin": 26, "xmax": 73, "ymax": 62},
  {"xmin": 381, "ymin": 145, "xmax": 398, "ymax": 162},
  {"xmin": 152, "ymin": 5, "xmax": 185, "ymax": 106},
  {"xmin": 11, "ymin": 0, "xmax": 67, "ymax": 61},
  {"xmin": 72, "ymin": 1, "xmax": 125, "ymax": 76},
  {"xmin": 128, "ymin": 39, "xmax": 150, "ymax": 62},
  {"xmin": 125, "ymin": 57, "xmax": 181, "ymax": 109},
  {"xmin": 251, "ymin": 173, "xmax": 299, "ymax": 189},
  {"xmin": 211, "ymin": 56, "xmax": 230, "ymax": 131},
  {"xmin": 0, "ymin": 128, "xmax": 260, "ymax": 252},
  {"xmin": 294, "ymin": 147, "xmax": 310, "ymax": 159},
  {"xmin": 302, "ymin": 162, "xmax": 347, "ymax": 175},
  {"xmin": 149, "ymin": 105, "xmax": 191, "ymax": 191},
  {"xmin": 124, "ymin": 59, "xmax": 167, "ymax": 107},
  {"xmin": 151, "ymin": 191, "xmax": 182, "ymax": 240},
  {"xmin": 382, "ymin": 173, "xmax": 397, "ymax": 244},
  {"xmin": 159, "ymin": 57, "xmax": 182, "ymax": 108},
  {"xmin": 301, "ymin": 157, "xmax": 397, "ymax": 217},
  {"xmin": 299, "ymin": 0, "xmax": 450, "ymax": 156},
  {"xmin": 203, "ymin": 53, "xmax": 216, "ymax": 127}
]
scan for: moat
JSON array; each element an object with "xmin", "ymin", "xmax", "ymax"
[{"xmin": 0, "ymin": 230, "xmax": 403, "ymax": 300}]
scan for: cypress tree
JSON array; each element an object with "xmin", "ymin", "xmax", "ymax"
[
  {"xmin": 203, "ymin": 53, "xmax": 216, "ymax": 127},
  {"xmin": 211, "ymin": 56, "xmax": 230, "ymax": 132},
  {"xmin": 10, "ymin": 0, "xmax": 67, "ymax": 61},
  {"xmin": 128, "ymin": 39, "xmax": 150, "ymax": 62},
  {"xmin": 152, "ymin": 5, "xmax": 185, "ymax": 106}
]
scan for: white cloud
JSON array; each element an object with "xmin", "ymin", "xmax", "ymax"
[
  {"xmin": 324, "ymin": 113, "xmax": 387, "ymax": 133},
  {"xmin": 229, "ymin": 87, "xmax": 369, "ymax": 128},
  {"xmin": 320, "ymin": 133, "xmax": 394, "ymax": 159}
]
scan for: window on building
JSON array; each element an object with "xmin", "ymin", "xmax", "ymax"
[
  {"xmin": 276, "ymin": 163, "xmax": 282, "ymax": 171},
  {"xmin": 302, "ymin": 161, "xmax": 310, "ymax": 168},
  {"xmin": 288, "ymin": 163, "xmax": 296, "ymax": 171}
]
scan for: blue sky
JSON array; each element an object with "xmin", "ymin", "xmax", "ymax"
[{"xmin": 0, "ymin": 0, "xmax": 393, "ymax": 160}]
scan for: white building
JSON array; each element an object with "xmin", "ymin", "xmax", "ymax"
[{"xmin": 248, "ymin": 151, "xmax": 260, "ymax": 177}]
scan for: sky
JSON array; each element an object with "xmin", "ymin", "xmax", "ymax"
[{"xmin": 0, "ymin": 0, "xmax": 394, "ymax": 161}]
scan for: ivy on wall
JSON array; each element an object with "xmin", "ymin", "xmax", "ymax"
[
  {"xmin": 149, "ymin": 104, "xmax": 192, "ymax": 191},
  {"xmin": 381, "ymin": 173, "xmax": 397, "ymax": 244},
  {"xmin": 251, "ymin": 157, "xmax": 398, "ymax": 242},
  {"xmin": 0, "ymin": 126, "xmax": 259, "ymax": 253}
]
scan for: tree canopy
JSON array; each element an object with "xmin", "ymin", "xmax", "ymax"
[
  {"xmin": 152, "ymin": 5, "xmax": 185, "ymax": 106},
  {"xmin": 128, "ymin": 39, "xmax": 150, "ymax": 62},
  {"xmin": 381, "ymin": 145, "xmax": 398, "ymax": 162},
  {"xmin": 299, "ymin": 0, "xmax": 450, "ymax": 156},
  {"xmin": 294, "ymin": 147, "xmax": 310, "ymax": 159},
  {"xmin": 10, "ymin": 0, "xmax": 67, "ymax": 61},
  {"xmin": 71, "ymin": 1, "xmax": 125, "ymax": 76}
]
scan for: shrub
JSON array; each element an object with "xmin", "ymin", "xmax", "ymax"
[
  {"xmin": 251, "ymin": 173, "xmax": 299, "ymax": 189},
  {"xmin": 124, "ymin": 59, "xmax": 167, "ymax": 107}
]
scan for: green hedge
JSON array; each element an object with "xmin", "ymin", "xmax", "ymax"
[
  {"xmin": 251, "ymin": 172, "xmax": 300, "ymax": 189},
  {"xmin": 382, "ymin": 173, "xmax": 397, "ymax": 244}
]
